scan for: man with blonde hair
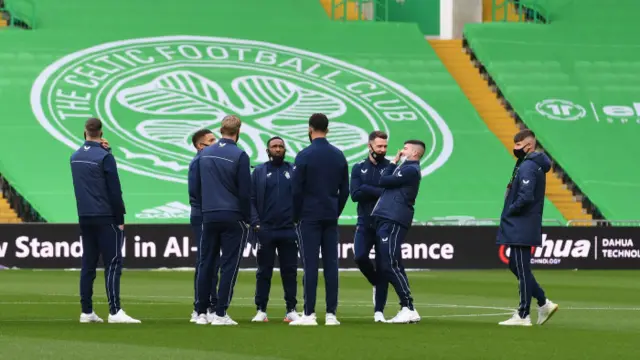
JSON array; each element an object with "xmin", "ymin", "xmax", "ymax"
[{"xmin": 194, "ymin": 115, "xmax": 251, "ymax": 326}]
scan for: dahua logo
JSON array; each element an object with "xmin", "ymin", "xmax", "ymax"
[
  {"xmin": 32, "ymin": 36, "xmax": 453, "ymax": 184},
  {"xmin": 498, "ymin": 234, "xmax": 592, "ymax": 265}
]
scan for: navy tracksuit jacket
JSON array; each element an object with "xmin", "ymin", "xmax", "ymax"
[
  {"xmin": 187, "ymin": 151, "xmax": 218, "ymax": 312},
  {"xmin": 371, "ymin": 160, "xmax": 422, "ymax": 310},
  {"xmin": 350, "ymin": 158, "xmax": 389, "ymax": 313},
  {"xmin": 250, "ymin": 161, "xmax": 298, "ymax": 313},
  {"xmin": 195, "ymin": 138, "xmax": 252, "ymax": 316},
  {"xmin": 70, "ymin": 140, "xmax": 126, "ymax": 315},
  {"xmin": 292, "ymin": 137, "xmax": 349, "ymax": 316},
  {"xmin": 497, "ymin": 151, "xmax": 551, "ymax": 317}
]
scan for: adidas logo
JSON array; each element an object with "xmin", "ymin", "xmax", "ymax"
[{"xmin": 135, "ymin": 201, "xmax": 191, "ymax": 219}]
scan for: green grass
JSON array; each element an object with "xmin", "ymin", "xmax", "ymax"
[{"xmin": 0, "ymin": 270, "xmax": 639, "ymax": 359}]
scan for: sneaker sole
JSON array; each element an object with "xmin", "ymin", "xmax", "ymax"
[
  {"xmin": 538, "ymin": 305, "xmax": 559, "ymax": 325},
  {"xmin": 498, "ymin": 322, "xmax": 532, "ymax": 326},
  {"xmin": 251, "ymin": 319, "xmax": 269, "ymax": 323}
]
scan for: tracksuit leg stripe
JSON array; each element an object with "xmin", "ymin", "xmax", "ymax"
[
  {"xmin": 227, "ymin": 221, "xmax": 249, "ymax": 308},
  {"xmin": 294, "ymin": 222, "xmax": 308, "ymax": 315}
]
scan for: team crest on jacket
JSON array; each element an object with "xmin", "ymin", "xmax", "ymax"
[
  {"xmin": 32, "ymin": 36, "xmax": 453, "ymax": 184},
  {"xmin": 284, "ymin": 171, "xmax": 290, "ymax": 179}
]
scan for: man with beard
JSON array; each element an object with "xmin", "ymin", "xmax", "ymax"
[
  {"xmin": 350, "ymin": 131, "xmax": 390, "ymax": 323},
  {"xmin": 250, "ymin": 136, "xmax": 301, "ymax": 323}
]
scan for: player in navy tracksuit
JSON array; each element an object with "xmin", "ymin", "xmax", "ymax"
[
  {"xmin": 290, "ymin": 113, "xmax": 349, "ymax": 326},
  {"xmin": 350, "ymin": 131, "xmax": 390, "ymax": 322},
  {"xmin": 70, "ymin": 118, "xmax": 140, "ymax": 324},
  {"xmin": 187, "ymin": 129, "xmax": 219, "ymax": 322},
  {"xmin": 195, "ymin": 115, "xmax": 251, "ymax": 326},
  {"xmin": 371, "ymin": 140, "xmax": 425, "ymax": 324},
  {"xmin": 497, "ymin": 129, "xmax": 559, "ymax": 326},
  {"xmin": 250, "ymin": 136, "xmax": 300, "ymax": 323}
]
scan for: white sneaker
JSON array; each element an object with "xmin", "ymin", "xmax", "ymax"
[
  {"xmin": 251, "ymin": 311, "xmax": 269, "ymax": 322},
  {"xmin": 107, "ymin": 309, "xmax": 141, "ymax": 324},
  {"xmin": 499, "ymin": 313, "xmax": 532, "ymax": 326},
  {"xmin": 289, "ymin": 313, "xmax": 318, "ymax": 326},
  {"xmin": 195, "ymin": 313, "xmax": 209, "ymax": 325},
  {"xmin": 374, "ymin": 311, "xmax": 386, "ymax": 323},
  {"xmin": 325, "ymin": 313, "xmax": 340, "ymax": 326},
  {"xmin": 284, "ymin": 311, "xmax": 301, "ymax": 323},
  {"xmin": 211, "ymin": 314, "xmax": 238, "ymax": 326},
  {"xmin": 537, "ymin": 300, "xmax": 559, "ymax": 325},
  {"xmin": 79, "ymin": 312, "xmax": 103, "ymax": 323},
  {"xmin": 206, "ymin": 310, "xmax": 216, "ymax": 323},
  {"xmin": 190, "ymin": 311, "xmax": 198, "ymax": 323},
  {"xmin": 387, "ymin": 307, "xmax": 421, "ymax": 324}
]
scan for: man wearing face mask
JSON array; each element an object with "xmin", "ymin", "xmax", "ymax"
[
  {"xmin": 249, "ymin": 136, "xmax": 301, "ymax": 323},
  {"xmin": 350, "ymin": 131, "xmax": 390, "ymax": 323},
  {"xmin": 188, "ymin": 129, "xmax": 219, "ymax": 323},
  {"xmin": 195, "ymin": 115, "xmax": 252, "ymax": 326},
  {"xmin": 497, "ymin": 129, "xmax": 559, "ymax": 327},
  {"xmin": 372, "ymin": 139, "xmax": 426, "ymax": 324}
]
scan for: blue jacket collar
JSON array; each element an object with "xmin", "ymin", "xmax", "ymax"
[
  {"xmin": 311, "ymin": 137, "xmax": 329, "ymax": 144},
  {"xmin": 83, "ymin": 140, "xmax": 101, "ymax": 147},
  {"xmin": 219, "ymin": 138, "xmax": 237, "ymax": 146},
  {"xmin": 402, "ymin": 160, "xmax": 420, "ymax": 166}
]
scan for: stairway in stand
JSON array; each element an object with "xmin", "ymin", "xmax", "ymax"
[{"xmin": 429, "ymin": 39, "xmax": 592, "ymax": 223}]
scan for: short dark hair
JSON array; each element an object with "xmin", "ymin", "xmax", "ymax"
[
  {"xmin": 514, "ymin": 129, "xmax": 535, "ymax": 143},
  {"xmin": 309, "ymin": 113, "xmax": 329, "ymax": 132},
  {"xmin": 368, "ymin": 131, "xmax": 388, "ymax": 142},
  {"xmin": 191, "ymin": 128, "xmax": 213, "ymax": 147},
  {"xmin": 267, "ymin": 136, "xmax": 284, "ymax": 147},
  {"xmin": 85, "ymin": 118, "xmax": 103, "ymax": 138},
  {"xmin": 405, "ymin": 139, "xmax": 426, "ymax": 158}
]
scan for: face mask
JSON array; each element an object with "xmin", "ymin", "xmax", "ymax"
[
  {"xmin": 513, "ymin": 147, "xmax": 527, "ymax": 159},
  {"xmin": 369, "ymin": 146, "xmax": 386, "ymax": 163},
  {"xmin": 400, "ymin": 155, "xmax": 408, "ymax": 163}
]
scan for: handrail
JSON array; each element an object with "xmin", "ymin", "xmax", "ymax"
[
  {"xmin": 419, "ymin": 218, "xmax": 640, "ymax": 227},
  {"xmin": 3, "ymin": 0, "xmax": 36, "ymax": 29},
  {"xmin": 567, "ymin": 220, "xmax": 640, "ymax": 227},
  {"xmin": 492, "ymin": 0, "xmax": 547, "ymax": 24},
  {"xmin": 329, "ymin": 0, "xmax": 389, "ymax": 22}
]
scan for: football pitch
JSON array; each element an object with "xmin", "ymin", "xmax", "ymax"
[{"xmin": 0, "ymin": 270, "xmax": 638, "ymax": 360}]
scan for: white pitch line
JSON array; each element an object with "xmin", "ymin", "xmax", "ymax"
[{"xmin": 0, "ymin": 313, "xmax": 515, "ymax": 323}]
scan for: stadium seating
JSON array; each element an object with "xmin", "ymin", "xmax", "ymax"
[
  {"xmin": 0, "ymin": 0, "xmax": 565, "ymax": 224},
  {"xmin": 465, "ymin": 0, "xmax": 640, "ymax": 220}
]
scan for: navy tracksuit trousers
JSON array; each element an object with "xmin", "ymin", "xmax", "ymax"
[
  {"xmin": 295, "ymin": 220, "xmax": 339, "ymax": 316},
  {"xmin": 254, "ymin": 228, "xmax": 298, "ymax": 313},
  {"xmin": 196, "ymin": 221, "xmax": 250, "ymax": 317},
  {"xmin": 375, "ymin": 220, "xmax": 414, "ymax": 310},
  {"xmin": 353, "ymin": 225, "xmax": 388, "ymax": 313},
  {"xmin": 508, "ymin": 245, "xmax": 547, "ymax": 318},
  {"xmin": 191, "ymin": 217, "xmax": 219, "ymax": 312},
  {"xmin": 79, "ymin": 224, "xmax": 123, "ymax": 315}
]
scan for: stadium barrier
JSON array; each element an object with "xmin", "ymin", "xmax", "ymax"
[{"xmin": 0, "ymin": 224, "xmax": 638, "ymax": 270}]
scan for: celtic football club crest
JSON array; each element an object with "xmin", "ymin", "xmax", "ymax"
[{"xmin": 31, "ymin": 36, "xmax": 452, "ymax": 184}]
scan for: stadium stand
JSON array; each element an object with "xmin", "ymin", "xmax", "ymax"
[
  {"xmin": 465, "ymin": 0, "xmax": 640, "ymax": 222},
  {"xmin": 0, "ymin": 0, "xmax": 565, "ymax": 224},
  {"xmin": 429, "ymin": 39, "xmax": 592, "ymax": 224}
]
